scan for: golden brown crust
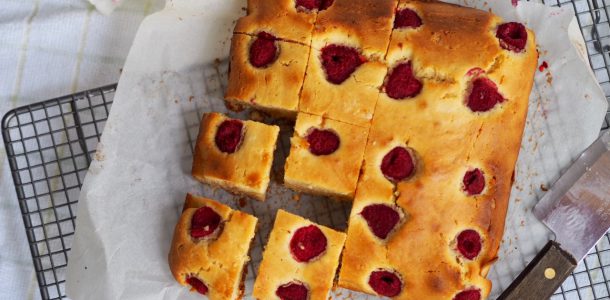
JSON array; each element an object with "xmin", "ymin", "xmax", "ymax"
[
  {"xmin": 387, "ymin": 0, "xmax": 502, "ymax": 79},
  {"xmin": 168, "ymin": 194, "xmax": 258, "ymax": 300},
  {"xmin": 253, "ymin": 210, "xmax": 346, "ymax": 300},
  {"xmin": 284, "ymin": 113, "xmax": 368, "ymax": 200},
  {"xmin": 234, "ymin": 0, "xmax": 316, "ymax": 44},
  {"xmin": 192, "ymin": 112, "xmax": 280, "ymax": 201},
  {"xmin": 338, "ymin": 2, "xmax": 538, "ymax": 299},
  {"xmin": 225, "ymin": 34, "xmax": 309, "ymax": 118},
  {"xmin": 316, "ymin": 0, "xmax": 398, "ymax": 60}
]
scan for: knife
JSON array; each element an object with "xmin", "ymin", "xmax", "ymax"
[{"xmin": 499, "ymin": 130, "xmax": 610, "ymax": 300}]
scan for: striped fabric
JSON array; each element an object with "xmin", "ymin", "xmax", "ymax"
[{"xmin": 0, "ymin": 1, "xmax": 162, "ymax": 299}]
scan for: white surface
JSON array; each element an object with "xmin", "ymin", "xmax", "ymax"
[
  {"xmin": 55, "ymin": 0, "xmax": 606, "ymax": 299},
  {"xmin": 0, "ymin": 1, "xmax": 162, "ymax": 299}
]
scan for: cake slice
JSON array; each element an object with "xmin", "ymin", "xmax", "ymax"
[
  {"xmin": 225, "ymin": 33, "xmax": 309, "ymax": 118},
  {"xmin": 233, "ymin": 0, "xmax": 319, "ymax": 45},
  {"xmin": 284, "ymin": 112, "xmax": 368, "ymax": 200},
  {"xmin": 253, "ymin": 210, "xmax": 346, "ymax": 300},
  {"xmin": 192, "ymin": 112, "xmax": 279, "ymax": 201},
  {"xmin": 168, "ymin": 194, "xmax": 258, "ymax": 299},
  {"xmin": 298, "ymin": 0, "xmax": 397, "ymax": 127}
]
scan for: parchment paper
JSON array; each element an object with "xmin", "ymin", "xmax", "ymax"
[{"xmin": 65, "ymin": 0, "xmax": 609, "ymax": 299}]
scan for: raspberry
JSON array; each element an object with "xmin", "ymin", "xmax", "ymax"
[
  {"xmin": 467, "ymin": 77, "xmax": 504, "ymax": 112},
  {"xmin": 360, "ymin": 204, "xmax": 401, "ymax": 239},
  {"xmin": 306, "ymin": 128, "xmax": 340, "ymax": 156},
  {"xmin": 276, "ymin": 281, "xmax": 309, "ymax": 300},
  {"xmin": 454, "ymin": 289, "xmax": 481, "ymax": 300},
  {"xmin": 463, "ymin": 168, "xmax": 485, "ymax": 195},
  {"xmin": 394, "ymin": 8, "xmax": 422, "ymax": 29},
  {"xmin": 186, "ymin": 277, "xmax": 208, "ymax": 295},
  {"xmin": 457, "ymin": 230, "xmax": 482, "ymax": 260},
  {"xmin": 368, "ymin": 270, "xmax": 402, "ymax": 297},
  {"xmin": 215, "ymin": 119, "xmax": 243, "ymax": 153},
  {"xmin": 385, "ymin": 62, "xmax": 422, "ymax": 99},
  {"xmin": 249, "ymin": 32, "xmax": 278, "ymax": 68},
  {"xmin": 320, "ymin": 45, "xmax": 365, "ymax": 84},
  {"xmin": 496, "ymin": 22, "xmax": 528, "ymax": 52},
  {"xmin": 289, "ymin": 225, "xmax": 328, "ymax": 262},
  {"xmin": 295, "ymin": 0, "xmax": 333, "ymax": 11},
  {"xmin": 381, "ymin": 147, "xmax": 415, "ymax": 182},
  {"xmin": 190, "ymin": 207, "xmax": 222, "ymax": 239}
]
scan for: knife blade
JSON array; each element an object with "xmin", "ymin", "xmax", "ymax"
[{"xmin": 499, "ymin": 130, "xmax": 610, "ymax": 300}]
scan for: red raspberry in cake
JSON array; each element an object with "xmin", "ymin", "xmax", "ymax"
[
  {"xmin": 463, "ymin": 168, "xmax": 485, "ymax": 195},
  {"xmin": 295, "ymin": 0, "xmax": 333, "ymax": 11},
  {"xmin": 496, "ymin": 22, "xmax": 528, "ymax": 53},
  {"xmin": 215, "ymin": 119, "xmax": 244, "ymax": 153},
  {"xmin": 454, "ymin": 289, "xmax": 481, "ymax": 300},
  {"xmin": 306, "ymin": 128, "xmax": 340, "ymax": 155},
  {"xmin": 368, "ymin": 269, "xmax": 402, "ymax": 297},
  {"xmin": 186, "ymin": 276, "xmax": 208, "ymax": 295},
  {"xmin": 467, "ymin": 77, "xmax": 504, "ymax": 112},
  {"xmin": 320, "ymin": 45, "xmax": 365, "ymax": 84},
  {"xmin": 385, "ymin": 62, "xmax": 422, "ymax": 100},
  {"xmin": 381, "ymin": 146, "xmax": 415, "ymax": 182},
  {"xmin": 457, "ymin": 230, "xmax": 482, "ymax": 260},
  {"xmin": 394, "ymin": 8, "xmax": 422, "ymax": 29},
  {"xmin": 249, "ymin": 32, "xmax": 278, "ymax": 68},
  {"xmin": 290, "ymin": 225, "xmax": 328, "ymax": 262},
  {"xmin": 360, "ymin": 204, "xmax": 401, "ymax": 239},
  {"xmin": 276, "ymin": 281, "xmax": 309, "ymax": 300},
  {"xmin": 190, "ymin": 206, "xmax": 222, "ymax": 239}
]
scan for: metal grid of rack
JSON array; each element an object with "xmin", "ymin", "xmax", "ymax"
[
  {"xmin": 2, "ymin": 1, "xmax": 610, "ymax": 299},
  {"xmin": 2, "ymin": 84, "xmax": 115, "ymax": 300}
]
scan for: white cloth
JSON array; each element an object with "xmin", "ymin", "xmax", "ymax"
[
  {"xmin": 89, "ymin": 0, "xmax": 127, "ymax": 15},
  {"xmin": 0, "ymin": 1, "xmax": 163, "ymax": 299}
]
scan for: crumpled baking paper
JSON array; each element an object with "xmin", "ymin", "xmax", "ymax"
[{"xmin": 66, "ymin": 0, "xmax": 608, "ymax": 299}]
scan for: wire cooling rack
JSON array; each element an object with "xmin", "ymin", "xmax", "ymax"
[{"xmin": 2, "ymin": 1, "xmax": 610, "ymax": 300}]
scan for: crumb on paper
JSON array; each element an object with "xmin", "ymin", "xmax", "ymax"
[
  {"xmin": 95, "ymin": 150, "xmax": 106, "ymax": 161},
  {"xmin": 238, "ymin": 197, "xmax": 247, "ymax": 208},
  {"xmin": 225, "ymin": 100, "xmax": 245, "ymax": 112},
  {"xmin": 189, "ymin": 96, "xmax": 194, "ymax": 102},
  {"xmin": 292, "ymin": 193, "xmax": 301, "ymax": 202},
  {"xmin": 520, "ymin": 220, "xmax": 525, "ymax": 227},
  {"xmin": 249, "ymin": 110, "xmax": 265, "ymax": 122},
  {"xmin": 545, "ymin": 71, "xmax": 553, "ymax": 85},
  {"xmin": 540, "ymin": 184, "xmax": 548, "ymax": 191}
]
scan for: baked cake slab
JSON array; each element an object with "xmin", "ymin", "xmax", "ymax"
[
  {"xmin": 338, "ymin": 1, "xmax": 538, "ymax": 298},
  {"xmin": 253, "ymin": 210, "xmax": 346, "ymax": 300},
  {"xmin": 168, "ymin": 194, "xmax": 258, "ymax": 299},
  {"xmin": 192, "ymin": 112, "xmax": 279, "ymax": 201}
]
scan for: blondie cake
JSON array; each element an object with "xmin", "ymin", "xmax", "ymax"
[
  {"xmin": 192, "ymin": 112, "xmax": 279, "ymax": 201},
  {"xmin": 284, "ymin": 112, "xmax": 368, "ymax": 200},
  {"xmin": 253, "ymin": 210, "xmax": 346, "ymax": 300},
  {"xmin": 225, "ymin": 33, "xmax": 310, "ymax": 118},
  {"xmin": 168, "ymin": 194, "xmax": 258, "ymax": 299}
]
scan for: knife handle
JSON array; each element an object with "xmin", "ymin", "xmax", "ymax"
[{"xmin": 498, "ymin": 241, "xmax": 577, "ymax": 300}]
